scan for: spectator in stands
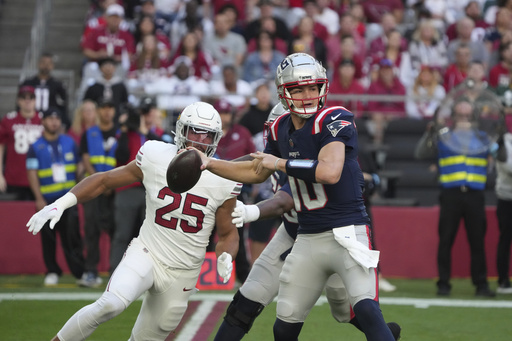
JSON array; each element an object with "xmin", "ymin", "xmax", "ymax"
[
  {"xmin": 247, "ymin": 16, "xmax": 288, "ymax": 55},
  {"xmin": 368, "ymin": 12, "xmax": 409, "ymax": 60},
  {"xmin": 217, "ymin": 3, "xmax": 245, "ymax": 36},
  {"xmin": 77, "ymin": 98, "xmax": 118, "ymax": 287},
  {"xmin": 132, "ymin": 0, "xmax": 172, "ymax": 37},
  {"xmin": 26, "ymin": 108, "xmax": 85, "ymax": 286},
  {"xmin": 209, "ymin": 64, "xmax": 253, "ymax": 111},
  {"xmin": 133, "ymin": 14, "xmax": 171, "ymax": 67},
  {"xmin": 297, "ymin": 0, "xmax": 330, "ymax": 42},
  {"xmin": 170, "ymin": 31, "xmax": 213, "ymax": 80},
  {"xmin": 109, "ymin": 104, "xmax": 161, "ymax": 272},
  {"xmin": 362, "ymin": 0, "xmax": 404, "ymax": 24},
  {"xmin": 82, "ymin": 3, "xmax": 136, "ymax": 67},
  {"xmin": 138, "ymin": 96, "xmax": 169, "ymax": 140},
  {"xmin": 312, "ymin": 0, "xmax": 340, "ymax": 36},
  {"xmin": 329, "ymin": 35, "xmax": 365, "ymax": 81},
  {"xmin": 447, "ymin": 17, "xmax": 489, "ymax": 66},
  {"xmin": 145, "ymin": 56, "xmax": 210, "ymax": 117},
  {"xmin": 409, "ymin": 19, "xmax": 449, "ymax": 77},
  {"xmin": 82, "ymin": 0, "xmax": 131, "ymax": 47},
  {"xmin": 128, "ymin": 34, "xmax": 165, "ymax": 85},
  {"xmin": 238, "ymin": 82, "xmax": 273, "ymax": 136},
  {"xmin": 213, "ymin": 98, "xmax": 255, "ymax": 277},
  {"xmin": 444, "ymin": 43, "xmax": 472, "ymax": 92},
  {"xmin": 445, "ymin": 1, "xmax": 490, "ymax": 42},
  {"xmin": 326, "ymin": 13, "xmax": 366, "ymax": 68},
  {"xmin": 489, "ymin": 41, "xmax": 512, "ymax": 88},
  {"xmin": 494, "ymin": 125, "xmax": 512, "ymax": 294},
  {"xmin": 244, "ymin": 0, "xmax": 291, "ymax": 44},
  {"xmin": 153, "ymin": 0, "xmax": 183, "ymax": 26},
  {"xmin": 366, "ymin": 58, "xmax": 407, "ymax": 143},
  {"xmin": 83, "ymin": 57, "xmax": 129, "ymax": 125},
  {"xmin": 406, "ymin": 65, "xmax": 446, "ymax": 119},
  {"xmin": 414, "ymin": 99, "xmax": 496, "ymax": 297},
  {"xmin": 484, "ymin": 7, "xmax": 512, "ymax": 66},
  {"xmin": 169, "ymin": 0, "xmax": 214, "ymax": 54},
  {"xmin": 68, "ymin": 100, "xmax": 98, "ymax": 147},
  {"xmin": 242, "ymin": 30, "xmax": 286, "ymax": 85},
  {"xmin": 20, "ymin": 52, "xmax": 70, "ymax": 130},
  {"xmin": 350, "ymin": 2, "xmax": 367, "ymax": 38},
  {"xmin": 0, "ymin": 86, "xmax": 43, "ymax": 200},
  {"xmin": 289, "ymin": 15, "xmax": 327, "ymax": 68},
  {"xmin": 203, "ymin": 12, "xmax": 247, "ymax": 76},
  {"xmin": 368, "ymin": 29, "xmax": 414, "ymax": 87},
  {"xmin": 328, "ymin": 59, "xmax": 365, "ymax": 116}
]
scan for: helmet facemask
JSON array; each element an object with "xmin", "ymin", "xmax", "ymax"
[
  {"xmin": 279, "ymin": 79, "xmax": 328, "ymax": 118},
  {"xmin": 175, "ymin": 102, "xmax": 223, "ymax": 157}
]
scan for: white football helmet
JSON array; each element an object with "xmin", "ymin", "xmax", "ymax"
[
  {"xmin": 263, "ymin": 103, "xmax": 287, "ymax": 147},
  {"xmin": 175, "ymin": 102, "xmax": 223, "ymax": 157},
  {"xmin": 275, "ymin": 53, "xmax": 329, "ymax": 119}
]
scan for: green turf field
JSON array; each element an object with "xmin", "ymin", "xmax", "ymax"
[{"xmin": 1, "ymin": 275, "xmax": 511, "ymax": 340}]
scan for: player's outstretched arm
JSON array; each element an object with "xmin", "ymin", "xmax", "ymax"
[
  {"xmin": 26, "ymin": 161, "xmax": 143, "ymax": 235},
  {"xmin": 232, "ymin": 190, "xmax": 294, "ymax": 227},
  {"xmin": 215, "ymin": 197, "xmax": 239, "ymax": 283},
  {"xmin": 189, "ymin": 147, "xmax": 273, "ymax": 184}
]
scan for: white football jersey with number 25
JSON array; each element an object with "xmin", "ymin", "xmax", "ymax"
[{"xmin": 135, "ymin": 140, "xmax": 242, "ymax": 270}]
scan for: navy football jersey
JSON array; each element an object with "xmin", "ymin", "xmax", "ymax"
[
  {"xmin": 264, "ymin": 106, "xmax": 370, "ymax": 234},
  {"xmin": 271, "ymin": 171, "xmax": 299, "ymax": 239}
]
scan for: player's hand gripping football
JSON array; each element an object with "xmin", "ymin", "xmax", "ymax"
[
  {"xmin": 185, "ymin": 146, "xmax": 210, "ymax": 170},
  {"xmin": 26, "ymin": 192, "xmax": 77, "ymax": 235},
  {"xmin": 217, "ymin": 252, "xmax": 233, "ymax": 284},
  {"xmin": 231, "ymin": 200, "xmax": 260, "ymax": 228}
]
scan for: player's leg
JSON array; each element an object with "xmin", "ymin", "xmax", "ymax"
[
  {"xmin": 273, "ymin": 233, "xmax": 329, "ymax": 341},
  {"xmin": 55, "ymin": 238, "xmax": 154, "ymax": 340},
  {"xmin": 129, "ymin": 266, "xmax": 202, "ymax": 340},
  {"xmin": 215, "ymin": 225, "xmax": 294, "ymax": 340}
]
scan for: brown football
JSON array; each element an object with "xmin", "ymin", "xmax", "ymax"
[{"xmin": 166, "ymin": 149, "xmax": 203, "ymax": 193}]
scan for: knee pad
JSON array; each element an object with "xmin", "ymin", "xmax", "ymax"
[
  {"xmin": 273, "ymin": 318, "xmax": 303, "ymax": 341},
  {"xmin": 224, "ymin": 290, "xmax": 265, "ymax": 333},
  {"xmin": 95, "ymin": 292, "xmax": 126, "ymax": 323}
]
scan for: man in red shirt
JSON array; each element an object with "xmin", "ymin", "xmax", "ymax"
[
  {"xmin": 489, "ymin": 42, "xmax": 512, "ymax": 89},
  {"xmin": 328, "ymin": 59, "xmax": 365, "ymax": 117},
  {"xmin": 0, "ymin": 86, "xmax": 43, "ymax": 200},
  {"xmin": 82, "ymin": 3, "xmax": 135, "ymax": 65},
  {"xmin": 444, "ymin": 43, "xmax": 471, "ymax": 92}
]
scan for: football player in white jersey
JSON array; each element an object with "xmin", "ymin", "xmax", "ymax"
[{"xmin": 26, "ymin": 102, "xmax": 242, "ymax": 341}]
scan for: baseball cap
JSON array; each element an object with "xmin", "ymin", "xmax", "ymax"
[
  {"xmin": 105, "ymin": 3, "xmax": 125, "ymax": 17},
  {"xmin": 214, "ymin": 99, "xmax": 232, "ymax": 113},
  {"xmin": 18, "ymin": 85, "xmax": 35, "ymax": 97},
  {"xmin": 379, "ymin": 58, "xmax": 394, "ymax": 68},
  {"xmin": 42, "ymin": 107, "xmax": 62, "ymax": 119},
  {"xmin": 97, "ymin": 98, "xmax": 115, "ymax": 108}
]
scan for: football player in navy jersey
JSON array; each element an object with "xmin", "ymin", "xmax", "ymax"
[{"xmin": 195, "ymin": 53, "xmax": 395, "ymax": 340}]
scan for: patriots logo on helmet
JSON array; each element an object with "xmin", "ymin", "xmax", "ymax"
[{"xmin": 327, "ymin": 120, "xmax": 351, "ymax": 137}]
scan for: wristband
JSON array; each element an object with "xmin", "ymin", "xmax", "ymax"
[
  {"xmin": 245, "ymin": 204, "xmax": 261, "ymax": 223},
  {"xmin": 285, "ymin": 159, "xmax": 318, "ymax": 183},
  {"xmin": 274, "ymin": 158, "xmax": 281, "ymax": 172},
  {"xmin": 55, "ymin": 192, "xmax": 78, "ymax": 209}
]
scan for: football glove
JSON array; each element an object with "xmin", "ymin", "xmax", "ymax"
[
  {"xmin": 217, "ymin": 252, "xmax": 233, "ymax": 284},
  {"xmin": 27, "ymin": 192, "xmax": 77, "ymax": 235},
  {"xmin": 231, "ymin": 200, "xmax": 260, "ymax": 228}
]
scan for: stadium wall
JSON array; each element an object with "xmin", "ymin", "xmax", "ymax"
[{"xmin": 0, "ymin": 201, "xmax": 509, "ymax": 279}]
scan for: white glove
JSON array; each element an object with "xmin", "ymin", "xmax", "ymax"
[
  {"xmin": 217, "ymin": 252, "xmax": 233, "ymax": 284},
  {"xmin": 26, "ymin": 192, "xmax": 77, "ymax": 235},
  {"xmin": 231, "ymin": 201, "xmax": 260, "ymax": 228}
]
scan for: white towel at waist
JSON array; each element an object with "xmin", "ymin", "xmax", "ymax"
[{"xmin": 333, "ymin": 225, "xmax": 380, "ymax": 272}]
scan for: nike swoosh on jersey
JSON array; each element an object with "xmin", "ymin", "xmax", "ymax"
[
  {"xmin": 183, "ymin": 287, "xmax": 194, "ymax": 291},
  {"xmin": 331, "ymin": 113, "xmax": 341, "ymax": 120}
]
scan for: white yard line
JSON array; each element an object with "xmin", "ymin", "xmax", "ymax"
[
  {"xmin": 1, "ymin": 292, "xmax": 512, "ymax": 309},
  {"xmin": 173, "ymin": 300, "xmax": 217, "ymax": 341}
]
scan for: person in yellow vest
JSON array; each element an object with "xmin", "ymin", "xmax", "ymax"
[
  {"xmin": 415, "ymin": 99, "xmax": 495, "ymax": 297},
  {"xmin": 26, "ymin": 107, "xmax": 85, "ymax": 286},
  {"xmin": 77, "ymin": 98, "xmax": 118, "ymax": 287}
]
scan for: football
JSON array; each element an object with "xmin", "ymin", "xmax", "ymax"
[{"xmin": 166, "ymin": 149, "xmax": 203, "ymax": 193}]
